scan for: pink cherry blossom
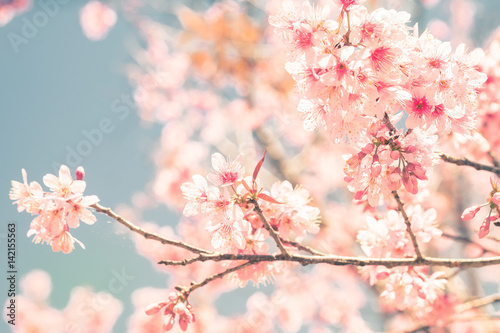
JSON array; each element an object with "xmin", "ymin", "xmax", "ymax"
[
  {"xmin": 80, "ymin": 1, "xmax": 117, "ymax": 41},
  {"xmin": 207, "ymin": 152, "xmax": 245, "ymax": 186},
  {"xmin": 10, "ymin": 165, "xmax": 99, "ymax": 253}
]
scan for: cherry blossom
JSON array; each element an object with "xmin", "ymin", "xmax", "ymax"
[
  {"xmin": 80, "ymin": 1, "xmax": 117, "ymax": 41},
  {"xmin": 10, "ymin": 165, "xmax": 99, "ymax": 253}
]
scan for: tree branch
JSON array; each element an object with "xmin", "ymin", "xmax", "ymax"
[
  {"xmin": 392, "ymin": 190, "xmax": 424, "ymax": 261},
  {"xmin": 91, "ymin": 203, "xmax": 212, "ymax": 255},
  {"xmin": 249, "ymin": 198, "xmax": 292, "ymax": 259},
  {"xmin": 159, "ymin": 252, "xmax": 500, "ymax": 269},
  {"xmin": 279, "ymin": 237, "xmax": 328, "ymax": 256},
  {"xmin": 176, "ymin": 261, "xmax": 253, "ymax": 297},
  {"xmin": 440, "ymin": 153, "xmax": 500, "ymax": 176},
  {"xmin": 457, "ymin": 293, "xmax": 500, "ymax": 312}
]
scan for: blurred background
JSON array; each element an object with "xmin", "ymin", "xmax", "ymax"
[{"xmin": 2, "ymin": 0, "xmax": 500, "ymax": 332}]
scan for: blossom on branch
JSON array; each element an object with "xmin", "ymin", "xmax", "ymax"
[{"xmin": 10, "ymin": 165, "xmax": 99, "ymax": 253}]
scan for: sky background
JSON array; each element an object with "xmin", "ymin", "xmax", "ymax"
[
  {"xmin": 0, "ymin": 1, "xmax": 171, "ymax": 332},
  {"xmin": 2, "ymin": 0, "xmax": 500, "ymax": 332}
]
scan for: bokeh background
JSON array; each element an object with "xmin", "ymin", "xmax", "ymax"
[{"xmin": 2, "ymin": 0, "xmax": 500, "ymax": 332}]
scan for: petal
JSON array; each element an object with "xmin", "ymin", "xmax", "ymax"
[
  {"xmin": 70, "ymin": 180, "xmax": 86, "ymax": 194},
  {"xmin": 80, "ymin": 208, "xmax": 97, "ymax": 225},
  {"xmin": 43, "ymin": 174, "xmax": 59, "ymax": 189},
  {"xmin": 59, "ymin": 165, "xmax": 72, "ymax": 184},
  {"xmin": 211, "ymin": 153, "xmax": 226, "ymax": 172},
  {"xmin": 82, "ymin": 195, "xmax": 99, "ymax": 206}
]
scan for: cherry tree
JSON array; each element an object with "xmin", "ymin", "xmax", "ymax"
[{"xmin": 8, "ymin": 0, "xmax": 500, "ymax": 331}]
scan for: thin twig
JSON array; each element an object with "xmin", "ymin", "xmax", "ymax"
[
  {"xmin": 392, "ymin": 190, "xmax": 424, "ymax": 261},
  {"xmin": 488, "ymin": 151, "xmax": 499, "ymax": 168},
  {"xmin": 280, "ymin": 237, "xmax": 328, "ymax": 256},
  {"xmin": 457, "ymin": 293, "xmax": 500, "ymax": 312},
  {"xmin": 440, "ymin": 154, "xmax": 500, "ymax": 177},
  {"xmin": 92, "ymin": 203, "xmax": 212, "ymax": 255},
  {"xmin": 442, "ymin": 232, "xmax": 500, "ymax": 256},
  {"xmin": 249, "ymin": 198, "xmax": 292, "ymax": 259},
  {"xmin": 177, "ymin": 261, "xmax": 253, "ymax": 296}
]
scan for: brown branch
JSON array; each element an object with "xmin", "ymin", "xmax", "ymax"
[
  {"xmin": 159, "ymin": 252, "xmax": 500, "ymax": 269},
  {"xmin": 457, "ymin": 293, "xmax": 500, "ymax": 312},
  {"xmin": 383, "ymin": 112, "xmax": 397, "ymax": 134},
  {"xmin": 91, "ymin": 203, "xmax": 212, "ymax": 255},
  {"xmin": 92, "ymin": 202, "xmax": 500, "ymax": 269},
  {"xmin": 249, "ymin": 198, "xmax": 292, "ymax": 259},
  {"xmin": 177, "ymin": 261, "xmax": 253, "ymax": 297},
  {"xmin": 440, "ymin": 153, "xmax": 500, "ymax": 176},
  {"xmin": 392, "ymin": 190, "xmax": 424, "ymax": 261},
  {"xmin": 488, "ymin": 151, "xmax": 499, "ymax": 168},
  {"xmin": 279, "ymin": 237, "xmax": 328, "ymax": 256}
]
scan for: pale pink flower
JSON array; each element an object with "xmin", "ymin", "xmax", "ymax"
[
  {"xmin": 43, "ymin": 165, "xmax": 86, "ymax": 199},
  {"xmin": 50, "ymin": 226, "xmax": 85, "ymax": 254},
  {"xmin": 207, "ymin": 152, "xmax": 245, "ymax": 186},
  {"xmin": 80, "ymin": 1, "xmax": 117, "ymax": 41},
  {"xmin": 180, "ymin": 174, "xmax": 216, "ymax": 216}
]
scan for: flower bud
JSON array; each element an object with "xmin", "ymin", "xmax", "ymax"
[
  {"xmin": 76, "ymin": 166, "xmax": 85, "ymax": 181},
  {"xmin": 390, "ymin": 150, "xmax": 400, "ymax": 160},
  {"xmin": 491, "ymin": 192, "xmax": 500, "ymax": 206},
  {"xmin": 461, "ymin": 205, "xmax": 481, "ymax": 221}
]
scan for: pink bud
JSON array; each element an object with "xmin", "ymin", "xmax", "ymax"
[
  {"xmin": 173, "ymin": 302, "xmax": 187, "ymax": 315},
  {"xmin": 491, "ymin": 192, "xmax": 500, "ymax": 206},
  {"xmin": 145, "ymin": 301, "xmax": 167, "ymax": 315},
  {"xmin": 478, "ymin": 218, "xmax": 491, "ymax": 239},
  {"xmin": 370, "ymin": 154, "xmax": 381, "ymax": 176},
  {"xmin": 461, "ymin": 205, "xmax": 481, "ymax": 221},
  {"xmin": 390, "ymin": 150, "xmax": 400, "ymax": 160},
  {"xmin": 163, "ymin": 313, "xmax": 176, "ymax": 331},
  {"xmin": 361, "ymin": 143, "xmax": 374, "ymax": 154},
  {"xmin": 76, "ymin": 166, "xmax": 85, "ymax": 180},
  {"xmin": 410, "ymin": 163, "xmax": 427, "ymax": 180},
  {"xmin": 405, "ymin": 145, "xmax": 416, "ymax": 154}
]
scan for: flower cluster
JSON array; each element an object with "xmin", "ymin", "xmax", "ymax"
[
  {"xmin": 461, "ymin": 177, "xmax": 500, "ymax": 238},
  {"xmin": 181, "ymin": 152, "xmax": 320, "ymax": 264},
  {"xmin": 145, "ymin": 292, "xmax": 195, "ymax": 332},
  {"xmin": 9, "ymin": 165, "xmax": 98, "ymax": 253},
  {"xmin": 343, "ymin": 120, "xmax": 439, "ymax": 206},
  {"xmin": 270, "ymin": 1, "xmax": 486, "ymax": 144},
  {"xmin": 357, "ymin": 205, "xmax": 444, "ymax": 309}
]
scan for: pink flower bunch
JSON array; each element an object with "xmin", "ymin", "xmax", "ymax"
[
  {"xmin": 262, "ymin": 180, "xmax": 320, "ymax": 241},
  {"xmin": 344, "ymin": 120, "xmax": 438, "ymax": 206},
  {"xmin": 0, "ymin": 0, "xmax": 31, "ymax": 26},
  {"xmin": 181, "ymin": 152, "xmax": 319, "ymax": 259},
  {"xmin": 380, "ymin": 267, "xmax": 447, "ymax": 311},
  {"xmin": 270, "ymin": 1, "xmax": 486, "ymax": 144},
  {"xmin": 357, "ymin": 206, "xmax": 441, "ymax": 261},
  {"xmin": 145, "ymin": 292, "xmax": 195, "ymax": 332},
  {"xmin": 357, "ymin": 206, "xmax": 446, "ymax": 313},
  {"xmin": 79, "ymin": 1, "xmax": 117, "ymax": 41},
  {"xmin": 461, "ymin": 177, "xmax": 500, "ymax": 238},
  {"xmin": 477, "ymin": 28, "xmax": 500, "ymax": 149},
  {"xmin": 9, "ymin": 165, "xmax": 99, "ymax": 253},
  {"xmin": 357, "ymin": 205, "xmax": 442, "ymax": 285}
]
